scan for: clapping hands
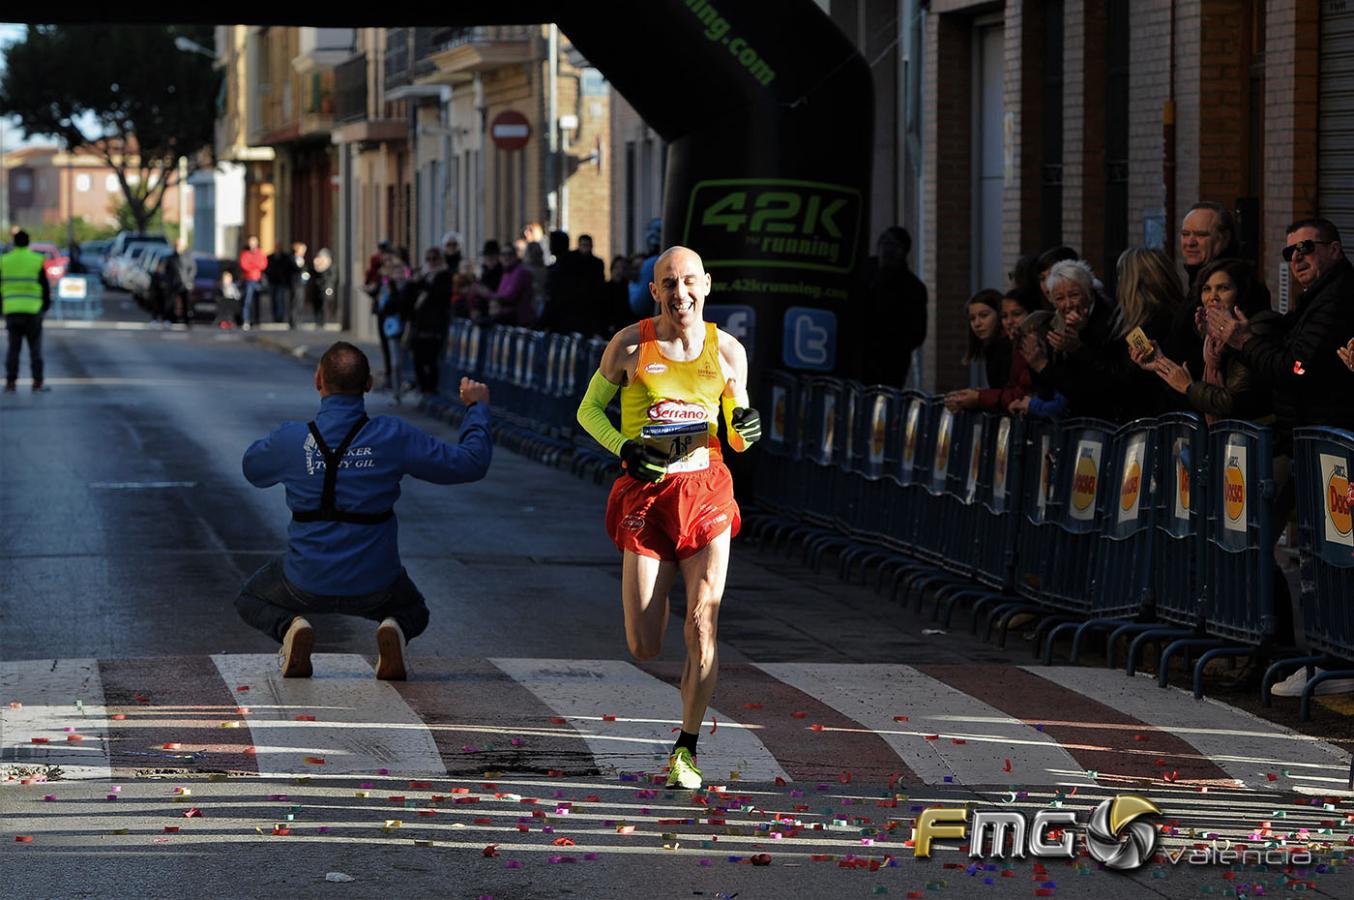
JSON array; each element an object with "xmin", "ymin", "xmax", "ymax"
[
  {"xmin": 1204, "ymin": 305, "xmax": 1251, "ymax": 350},
  {"xmin": 1338, "ymin": 337, "xmax": 1354, "ymax": 373}
]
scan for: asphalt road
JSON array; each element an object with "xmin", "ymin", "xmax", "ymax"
[{"xmin": 2, "ymin": 301, "xmax": 1352, "ymax": 899}]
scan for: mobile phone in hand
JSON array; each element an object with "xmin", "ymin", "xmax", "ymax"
[{"xmin": 1125, "ymin": 326, "xmax": 1155, "ymax": 360}]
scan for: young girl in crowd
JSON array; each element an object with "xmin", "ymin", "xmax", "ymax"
[
  {"xmin": 966, "ymin": 289, "xmax": 1008, "ymax": 385},
  {"xmin": 945, "ymin": 289, "xmax": 1039, "ymax": 412}
]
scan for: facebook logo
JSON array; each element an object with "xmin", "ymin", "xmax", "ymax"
[
  {"xmin": 782, "ymin": 307, "xmax": 836, "ymax": 371},
  {"xmin": 704, "ymin": 305, "xmax": 756, "ymax": 355}
]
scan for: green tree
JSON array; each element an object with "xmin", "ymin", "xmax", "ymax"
[
  {"xmin": 26, "ymin": 217, "xmax": 119, "ymax": 246},
  {"xmin": 0, "ymin": 25, "xmax": 219, "ymax": 234}
]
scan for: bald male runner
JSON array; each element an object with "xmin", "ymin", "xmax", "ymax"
[{"xmin": 575, "ymin": 246, "xmax": 762, "ymax": 789}]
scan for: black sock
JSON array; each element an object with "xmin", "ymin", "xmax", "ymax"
[{"xmin": 674, "ymin": 730, "xmax": 699, "ymax": 755}]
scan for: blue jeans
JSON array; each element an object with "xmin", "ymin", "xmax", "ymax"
[
  {"xmin": 234, "ymin": 558, "xmax": 430, "ymax": 643},
  {"xmin": 242, "ymin": 279, "xmax": 261, "ymax": 325}
]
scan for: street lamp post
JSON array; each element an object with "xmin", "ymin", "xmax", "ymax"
[
  {"xmin": 66, "ymin": 136, "xmax": 74, "ymax": 254},
  {"xmin": 173, "ymin": 35, "xmax": 216, "ymax": 249}
]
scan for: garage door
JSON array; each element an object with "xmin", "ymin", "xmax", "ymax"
[{"xmin": 1319, "ymin": 0, "xmax": 1354, "ymax": 241}]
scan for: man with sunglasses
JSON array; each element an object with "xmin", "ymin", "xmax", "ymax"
[
  {"xmin": 1207, "ymin": 217, "xmax": 1354, "ymax": 443},
  {"xmin": 1207, "ymin": 219, "xmax": 1354, "ymax": 696}
]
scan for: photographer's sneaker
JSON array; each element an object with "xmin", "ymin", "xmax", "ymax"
[
  {"xmin": 375, "ymin": 618, "xmax": 407, "ymax": 681},
  {"xmin": 665, "ymin": 747, "xmax": 703, "ymax": 790},
  {"xmin": 278, "ymin": 617, "xmax": 314, "ymax": 678},
  {"xmin": 1271, "ymin": 666, "xmax": 1354, "ymax": 697}
]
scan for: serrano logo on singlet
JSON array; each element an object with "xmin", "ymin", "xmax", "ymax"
[
  {"xmin": 645, "ymin": 362, "xmax": 668, "ymax": 375},
  {"xmin": 648, "ymin": 399, "xmax": 709, "ymax": 423}
]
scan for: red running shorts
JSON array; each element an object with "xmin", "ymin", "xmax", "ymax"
[{"xmin": 604, "ymin": 460, "xmax": 742, "ymax": 561}]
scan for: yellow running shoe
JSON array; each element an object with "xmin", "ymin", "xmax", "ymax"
[{"xmin": 666, "ymin": 747, "xmax": 703, "ymax": 790}]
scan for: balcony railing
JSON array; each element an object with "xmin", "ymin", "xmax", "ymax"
[
  {"xmin": 335, "ymin": 54, "xmax": 367, "ymax": 123},
  {"xmin": 384, "ymin": 29, "xmax": 410, "ymax": 89},
  {"xmin": 426, "ymin": 25, "xmax": 536, "ymax": 53}
]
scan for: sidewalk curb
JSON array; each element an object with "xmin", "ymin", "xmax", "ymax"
[{"xmin": 255, "ymin": 333, "xmax": 313, "ymax": 360}]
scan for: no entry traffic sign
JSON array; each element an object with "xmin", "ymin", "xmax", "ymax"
[{"xmin": 490, "ymin": 110, "xmax": 531, "ymax": 151}]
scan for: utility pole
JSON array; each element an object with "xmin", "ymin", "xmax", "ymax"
[
  {"xmin": 548, "ymin": 24, "xmax": 558, "ymax": 232},
  {"xmin": 1, "ymin": 118, "xmax": 8, "ymax": 236},
  {"xmin": 66, "ymin": 136, "xmax": 74, "ymax": 251}
]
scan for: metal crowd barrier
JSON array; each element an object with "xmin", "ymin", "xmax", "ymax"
[
  {"xmin": 418, "ymin": 340, "xmax": 1354, "ymax": 717},
  {"xmin": 1046, "ymin": 418, "xmax": 1157, "ymax": 663},
  {"xmin": 51, "ymin": 274, "xmax": 103, "ymax": 320},
  {"xmin": 1287, "ymin": 427, "xmax": 1354, "ymax": 717}
]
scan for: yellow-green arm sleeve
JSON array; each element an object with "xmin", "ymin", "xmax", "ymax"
[
  {"xmin": 576, "ymin": 370, "xmax": 628, "ymax": 457},
  {"xmin": 721, "ymin": 382, "xmax": 751, "ymax": 453}
]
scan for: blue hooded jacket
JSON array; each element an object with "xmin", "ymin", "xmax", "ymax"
[{"xmin": 243, "ymin": 394, "xmax": 492, "ymax": 595}]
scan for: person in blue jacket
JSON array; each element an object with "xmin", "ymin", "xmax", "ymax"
[{"xmin": 236, "ymin": 341, "xmax": 492, "ymax": 680}]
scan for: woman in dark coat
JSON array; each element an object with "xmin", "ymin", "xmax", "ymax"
[
  {"xmin": 408, "ymin": 247, "xmax": 454, "ymax": 396},
  {"xmin": 1133, "ymin": 257, "xmax": 1277, "ymax": 424}
]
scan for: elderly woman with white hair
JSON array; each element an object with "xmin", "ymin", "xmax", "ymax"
[{"xmin": 1019, "ymin": 258, "xmax": 1125, "ymax": 418}]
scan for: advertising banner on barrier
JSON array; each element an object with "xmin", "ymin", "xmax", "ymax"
[
  {"xmin": 1223, "ymin": 442, "xmax": 1249, "ymax": 534},
  {"xmin": 966, "ymin": 422, "xmax": 983, "ymax": 503},
  {"xmin": 901, "ymin": 399, "xmax": 922, "ymax": 480},
  {"xmin": 844, "ymin": 391, "xmax": 857, "ymax": 463},
  {"xmin": 933, "ymin": 408, "xmax": 955, "ymax": 491},
  {"xmin": 821, "ymin": 392, "xmax": 837, "ymax": 463},
  {"xmin": 1037, "ymin": 434, "xmax": 1052, "ymax": 520},
  {"xmin": 993, "ymin": 418, "xmax": 1011, "ymax": 513},
  {"xmin": 1118, "ymin": 433, "xmax": 1147, "ymax": 525},
  {"xmin": 1069, "ymin": 439, "xmax": 1103, "ymax": 523},
  {"xmin": 1319, "ymin": 453, "xmax": 1353, "ymax": 547},
  {"xmin": 868, "ymin": 395, "xmax": 887, "ymax": 469},
  {"xmin": 1173, "ymin": 437, "xmax": 1191, "ymax": 522},
  {"xmin": 770, "ymin": 384, "xmax": 787, "ymax": 443}
]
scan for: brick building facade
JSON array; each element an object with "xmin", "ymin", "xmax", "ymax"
[{"xmin": 918, "ymin": 0, "xmax": 1343, "ymax": 392}]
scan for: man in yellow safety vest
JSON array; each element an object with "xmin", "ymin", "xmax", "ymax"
[{"xmin": 1, "ymin": 229, "xmax": 51, "ymax": 392}]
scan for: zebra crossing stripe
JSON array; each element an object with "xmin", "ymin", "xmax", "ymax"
[
  {"xmin": 208, "ymin": 654, "xmax": 447, "ymax": 777},
  {"xmin": 921, "ymin": 664, "xmax": 1235, "ymax": 786},
  {"xmin": 1022, "ymin": 666, "xmax": 1353, "ymax": 790},
  {"xmin": 757, "ymin": 663, "xmax": 1097, "ymax": 787},
  {"xmin": 638, "ymin": 660, "xmax": 923, "ymax": 784},
  {"xmin": 97, "ymin": 656, "xmax": 262, "ymax": 776},
  {"xmin": 1, "ymin": 658, "xmax": 111, "ymax": 780},
  {"xmin": 385, "ymin": 658, "xmax": 599, "ymax": 775},
  {"xmin": 490, "ymin": 658, "xmax": 791, "ymax": 783}
]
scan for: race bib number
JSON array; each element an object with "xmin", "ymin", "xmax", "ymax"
[{"xmin": 642, "ymin": 421, "xmax": 710, "ymax": 474}]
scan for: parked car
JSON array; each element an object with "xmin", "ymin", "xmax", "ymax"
[
  {"xmin": 126, "ymin": 246, "xmax": 173, "ymax": 302},
  {"xmin": 104, "ymin": 232, "xmax": 169, "ymax": 289},
  {"xmin": 105, "ymin": 247, "xmax": 144, "ymax": 293},
  {"xmin": 75, "ymin": 239, "xmax": 112, "ymax": 278},
  {"xmin": 107, "ymin": 230, "xmax": 169, "ymax": 259},
  {"xmin": 29, "ymin": 242, "xmax": 69, "ymax": 284}
]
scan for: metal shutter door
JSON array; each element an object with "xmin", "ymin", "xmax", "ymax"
[{"xmin": 1319, "ymin": 0, "xmax": 1354, "ymax": 239}]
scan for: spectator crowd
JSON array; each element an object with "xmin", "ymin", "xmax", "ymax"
[
  {"xmin": 357, "ymin": 223, "xmax": 661, "ymax": 399},
  {"xmin": 938, "ymin": 202, "xmax": 1354, "ymax": 454}
]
